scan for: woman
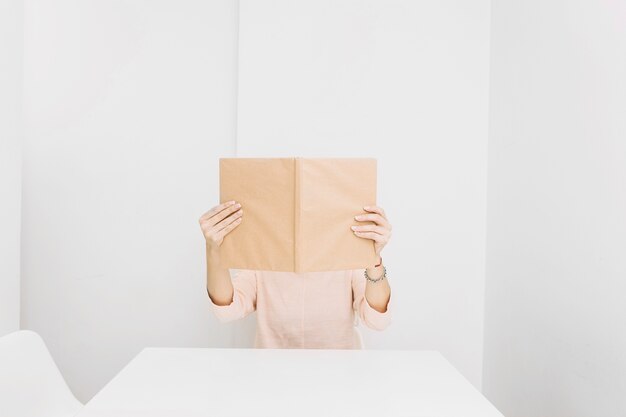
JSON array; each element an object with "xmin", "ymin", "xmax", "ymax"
[{"xmin": 198, "ymin": 200, "xmax": 393, "ymax": 349}]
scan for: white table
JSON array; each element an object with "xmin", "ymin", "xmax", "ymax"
[{"xmin": 77, "ymin": 348, "xmax": 503, "ymax": 417}]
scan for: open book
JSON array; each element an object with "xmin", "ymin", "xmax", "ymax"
[{"xmin": 218, "ymin": 157, "xmax": 378, "ymax": 272}]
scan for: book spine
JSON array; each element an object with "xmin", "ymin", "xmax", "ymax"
[{"xmin": 294, "ymin": 157, "xmax": 300, "ymax": 272}]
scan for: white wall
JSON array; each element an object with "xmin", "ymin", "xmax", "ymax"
[
  {"xmin": 15, "ymin": 0, "xmax": 626, "ymax": 410},
  {"xmin": 19, "ymin": 0, "xmax": 490, "ymax": 401},
  {"xmin": 483, "ymin": 1, "xmax": 626, "ymax": 416},
  {"xmin": 20, "ymin": 0, "xmax": 240, "ymax": 402},
  {"xmin": 0, "ymin": 0, "xmax": 23, "ymax": 337},
  {"xmin": 237, "ymin": 0, "xmax": 491, "ymax": 389}
]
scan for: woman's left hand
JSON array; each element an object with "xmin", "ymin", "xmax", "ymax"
[{"xmin": 351, "ymin": 205, "xmax": 392, "ymax": 257}]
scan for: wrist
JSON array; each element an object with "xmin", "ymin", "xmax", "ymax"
[
  {"xmin": 206, "ymin": 243, "xmax": 221, "ymax": 258},
  {"xmin": 365, "ymin": 264, "xmax": 386, "ymax": 282}
]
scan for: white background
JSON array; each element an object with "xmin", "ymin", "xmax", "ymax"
[
  {"xmin": 237, "ymin": 0, "xmax": 490, "ymax": 389},
  {"xmin": 2, "ymin": 0, "xmax": 625, "ymax": 415},
  {"xmin": 0, "ymin": 0, "xmax": 22, "ymax": 336},
  {"xmin": 10, "ymin": 0, "xmax": 491, "ymax": 400},
  {"xmin": 20, "ymin": 0, "xmax": 239, "ymax": 402},
  {"xmin": 482, "ymin": 1, "xmax": 626, "ymax": 416}
]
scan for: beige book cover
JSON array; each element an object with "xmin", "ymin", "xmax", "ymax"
[{"xmin": 218, "ymin": 157, "xmax": 378, "ymax": 272}]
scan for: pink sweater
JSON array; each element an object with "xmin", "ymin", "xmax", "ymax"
[{"xmin": 208, "ymin": 268, "xmax": 393, "ymax": 349}]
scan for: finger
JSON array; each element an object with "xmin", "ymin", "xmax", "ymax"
[
  {"xmin": 200, "ymin": 208, "xmax": 242, "ymax": 236},
  {"xmin": 351, "ymin": 224, "xmax": 387, "ymax": 235},
  {"xmin": 214, "ymin": 208, "xmax": 243, "ymax": 232},
  {"xmin": 353, "ymin": 231, "xmax": 386, "ymax": 242},
  {"xmin": 199, "ymin": 201, "xmax": 236, "ymax": 221},
  {"xmin": 214, "ymin": 216, "xmax": 243, "ymax": 240},
  {"xmin": 205, "ymin": 203, "xmax": 242, "ymax": 228},
  {"xmin": 363, "ymin": 205, "xmax": 387, "ymax": 219},
  {"xmin": 354, "ymin": 213, "xmax": 391, "ymax": 229}
]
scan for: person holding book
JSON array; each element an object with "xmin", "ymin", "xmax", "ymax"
[{"xmin": 199, "ymin": 200, "xmax": 393, "ymax": 349}]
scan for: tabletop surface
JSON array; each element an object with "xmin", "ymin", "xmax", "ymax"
[{"xmin": 76, "ymin": 347, "xmax": 504, "ymax": 417}]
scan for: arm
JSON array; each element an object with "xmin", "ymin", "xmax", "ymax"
[
  {"xmin": 351, "ymin": 205, "xmax": 393, "ymax": 329},
  {"xmin": 352, "ymin": 265, "xmax": 393, "ymax": 331},
  {"xmin": 206, "ymin": 262, "xmax": 257, "ymax": 323},
  {"xmin": 364, "ymin": 257, "xmax": 391, "ymax": 313},
  {"xmin": 205, "ymin": 244, "xmax": 235, "ymax": 306},
  {"xmin": 200, "ymin": 200, "xmax": 255, "ymax": 322}
]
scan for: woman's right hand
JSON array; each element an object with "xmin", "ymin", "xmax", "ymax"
[{"xmin": 199, "ymin": 200, "xmax": 243, "ymax": 250}]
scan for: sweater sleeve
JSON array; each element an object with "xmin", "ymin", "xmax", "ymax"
[
  {"xmin": 207, "ymin": 269, "xmax": 257, "ymax": 323},
  {"xmin": 351, "ymin": 268, "xmax": 393, "ymax": 331}
]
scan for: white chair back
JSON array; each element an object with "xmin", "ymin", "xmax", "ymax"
[{"xmin": 0, "ymin": 330, "xmax": 83, "ymax": 417}]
